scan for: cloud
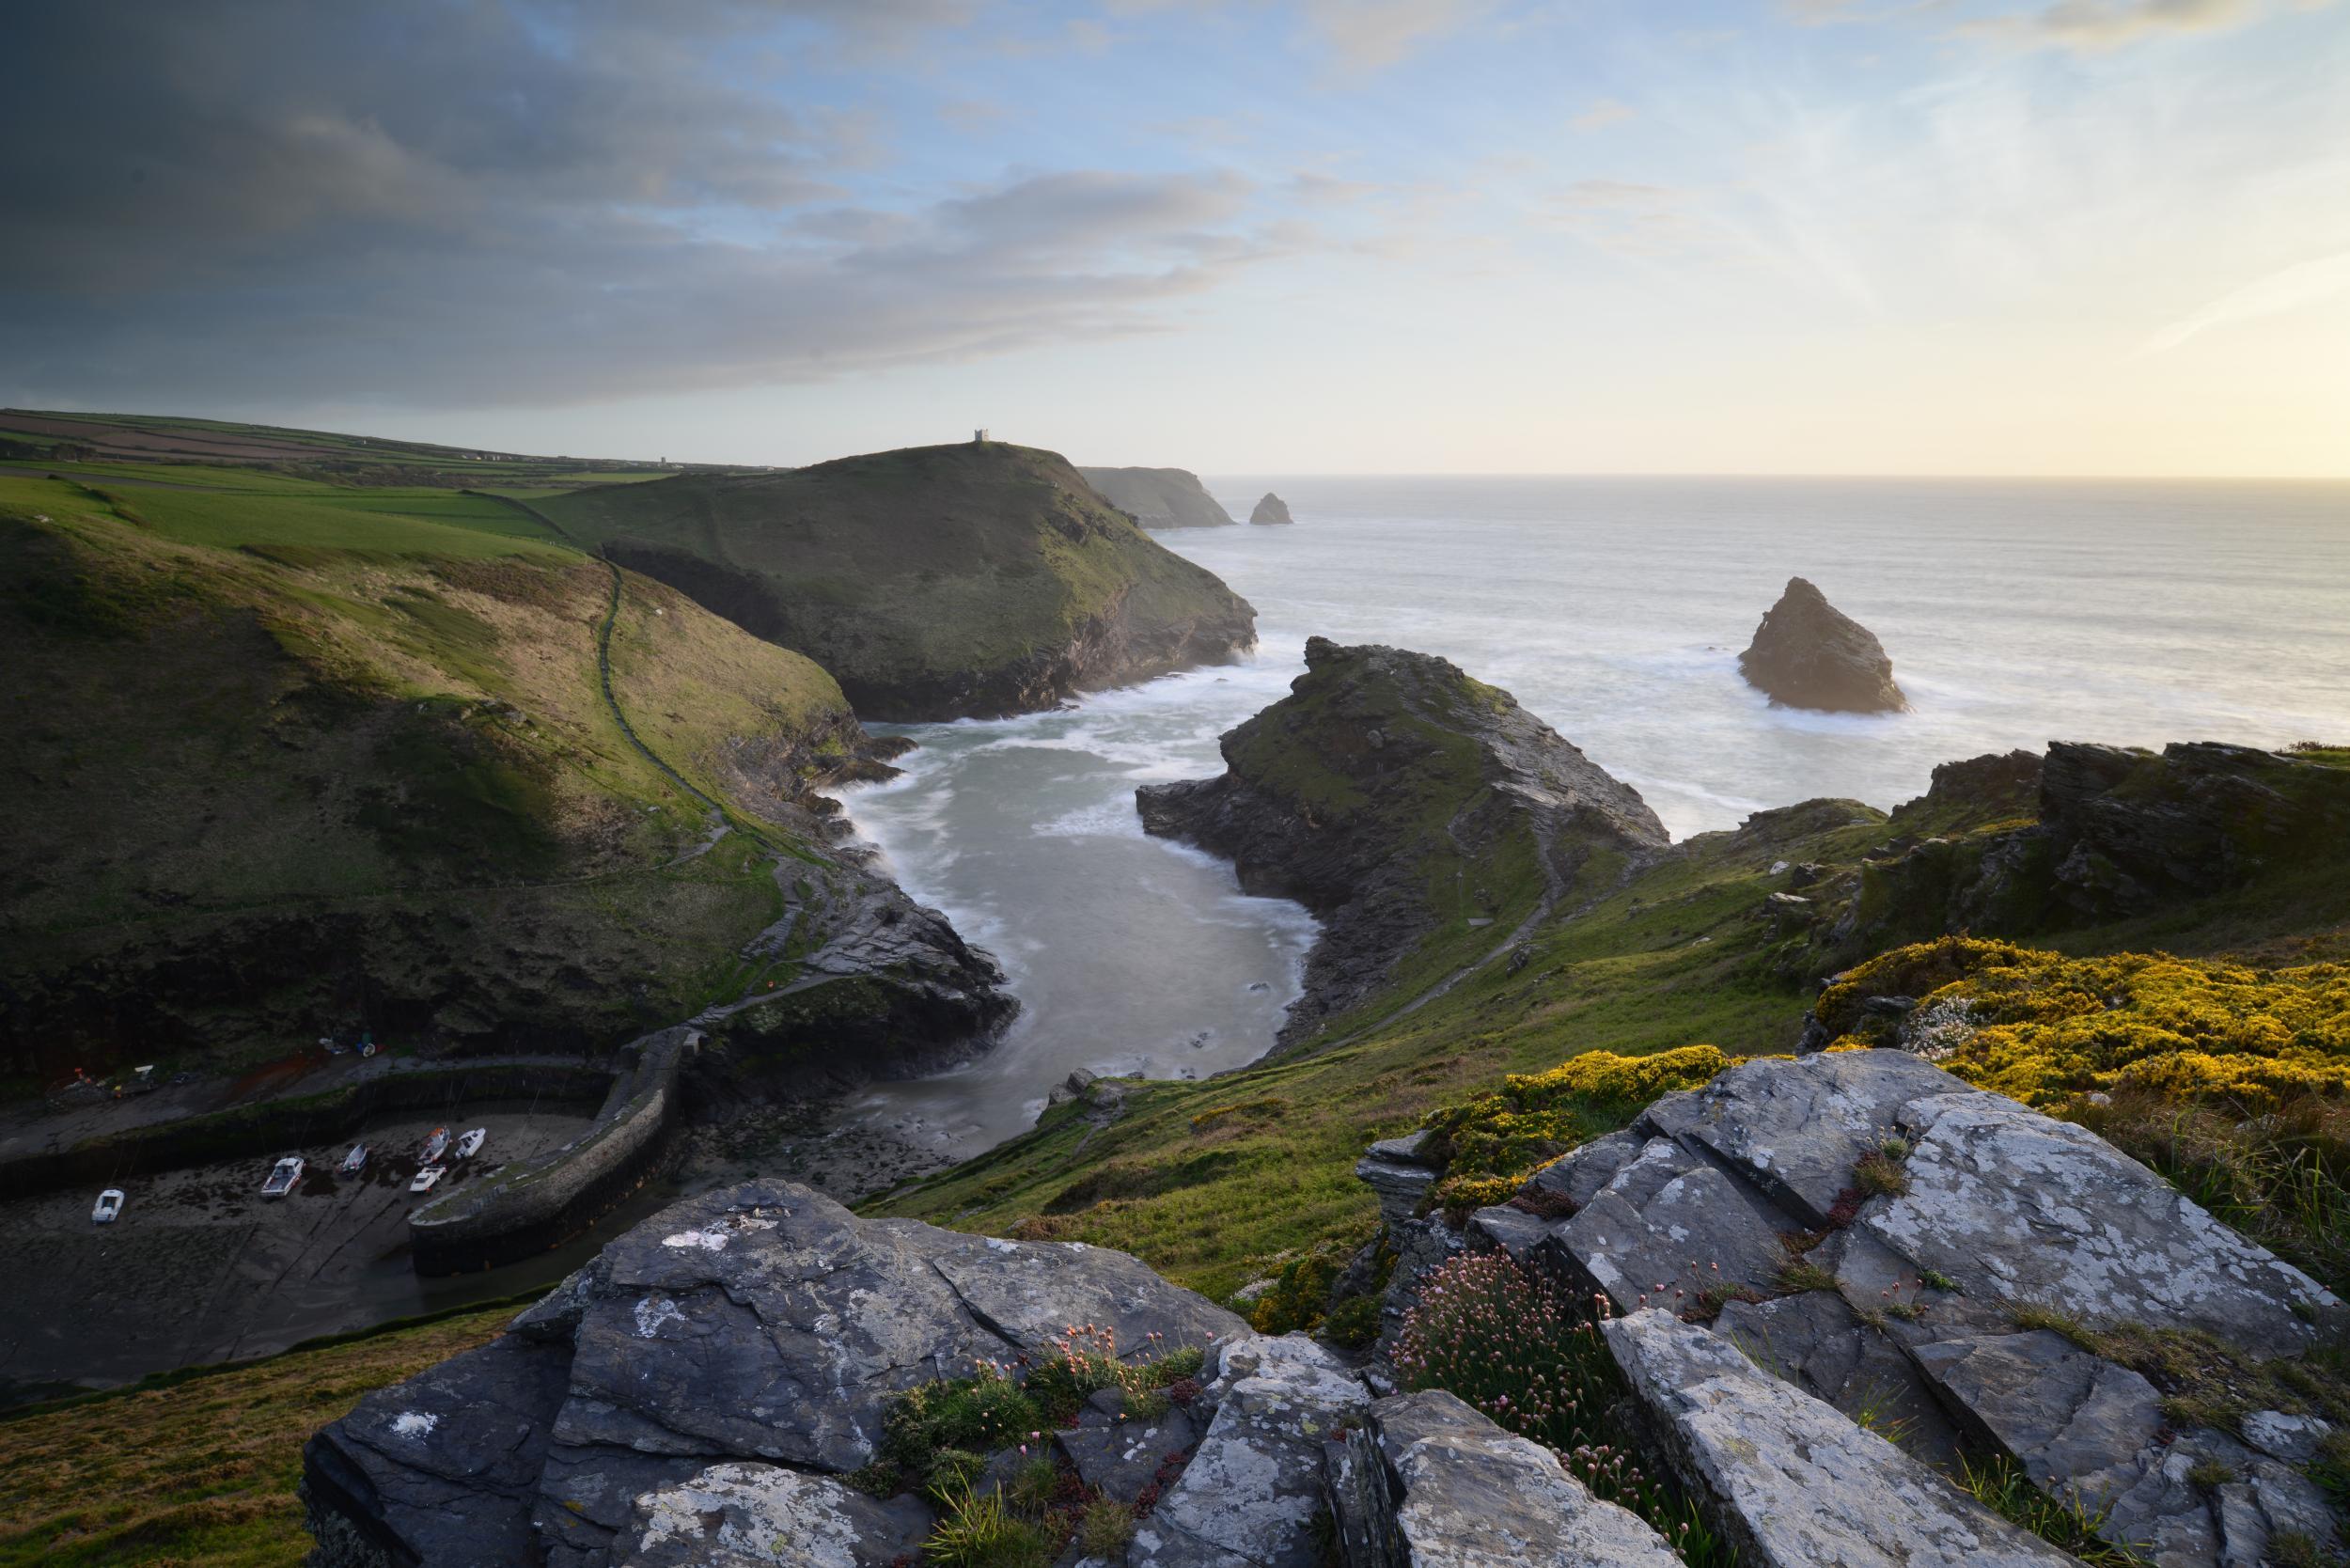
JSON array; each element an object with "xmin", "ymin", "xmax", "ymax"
[
  {"xmin": 1299, "ymin": 0, "xmax": 1503, "ymax": 69},
  {"xmin": 2138, "ymin": 249, "xmax": 2350, "ymax": 353},
  {"xmin": 1571, "ymin": 98, "xmax": 1637, "ymax": 132},
  {"xmin": 1959, "ymin": 0, "xmax": 2263, "ymax": 48},
  {"xmin": 0, "ymin": 1, "xmax": 1292, "ymax": 409}
]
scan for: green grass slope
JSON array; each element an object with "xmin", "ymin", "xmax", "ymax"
[
  {"xmin": 0, "ymin": 463, "xmax": 882, "ymax": 1090},
  {"xmin": 542, "ymin": 441, "xmax": 1256, "ymax": 719}
]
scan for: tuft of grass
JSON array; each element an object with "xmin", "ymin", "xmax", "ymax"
[
  {"xmin": 922, "ymin": 1482, "xmax": 1052, "ymax": 1568},
  {"xmin": 1076, "ymin": 1497, "xmax": 1136, "ymax": 1557},
  {"xmin": 1852, "ymin": 1149, "xmax": 1911, "ymax": 1200},
  {"xmin": 1956, "ymin": 1451, "xmax": 2153, "ymax": 1566},
  {"xmin": 1776, "ymin": 1259, "xmax": 1841, "ymax": 1294}
]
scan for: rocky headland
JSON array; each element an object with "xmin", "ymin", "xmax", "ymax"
[
  {"xmin": 548, "ymin": 444, "xmax": 1257, "ymax": 720},
  {"xmin": 1249, "ymin": 493, "xmax": 1293, "ymax": 525},
  {"xmin": 1738, "ymin": 575, "xmax": 1906, "ymax": 713},
  {"xmin": 1077, "ymin": 465, "xmax": 1235, "ymax": 529},
  {"xmin": 1137, "ymin": 637, "xmax": 1669, "ymax": 1043}
]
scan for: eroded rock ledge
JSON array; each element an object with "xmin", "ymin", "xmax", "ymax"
[
  {"xmin": 1138, "ymin": 637, "xmax": 1668, "ymax": 1043},
  {"xmin": 1366, "ymin": 1048, "xmax": 2346, "ymax": 1568},
  {"xmin": 306, "ymin": 1047, "xmax": 2347, "ymax": 1568}
]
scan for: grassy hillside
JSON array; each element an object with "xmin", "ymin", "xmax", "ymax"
[
  {"xmin": 543, "ymin": 442, "xmax": 1255, "ymax": 719},
  {"xmin": 0, "ymin": 1302, "xmax": 513, "ymax": 1567},
  {"xmin": 0, "ymin": 460, "xmax": 881, "ymax": 1089}
]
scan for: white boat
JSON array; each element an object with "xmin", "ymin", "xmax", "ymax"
[
  {"xmin": 419, "ymin": 1126, "xmax": 449, "ymax": 1162},
  {"xmin": 454, "ymin": 1127, "xmax": 486, "ymax": 1159},
  {"xmin": 92, "ymin": 1188, "xmax": 125, "ymax": 1224},
  {"xmin": 409, "ymin": 1165, "xmax": 446, "ymax": 1194},
  {"xmin": 341, "ymin": 1144, "xmax": 369, "ymax": 1174},
  {"xmin": 261, "ymin": 1156, "xmax": 305, "ymax": 1197}
]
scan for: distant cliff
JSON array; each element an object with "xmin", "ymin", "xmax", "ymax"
[
  {"xmin": 1250, "ymin": 492, "xmax": 1293, "ymax": 525},
  {"xmin": 1077, "ymin": 465, "xmax": 1235, "ymax": 528},
  {"xmin": 547, "ymin": 444, "xmax": 1257, "ymax": 720}
]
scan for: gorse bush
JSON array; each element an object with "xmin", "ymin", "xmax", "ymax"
[
  {"xmin": 1394, "ymin": 1251, "xmax": 1732, "ymax": 1565},
  {"xmin": 1818, "ymin": 938, "xmax": 2350, "ymax": 1110},
  {"xmin": 1418, "ymin": 1045, "xmax": 1729, "ymax": 1211}
]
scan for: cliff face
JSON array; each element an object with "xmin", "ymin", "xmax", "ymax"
[
  {"xmin": 1806, "ymin": 740, "xmax": 2350, "ymax": 971},
  {"xmin": 1076, "ymin": 464, "xmax": 1235, "ymax": 528},
  {"xmin": 0, "ymin": 485, "xmax": 1011, "ymax": 1086},
  {"xmin": 549, "ymin": 445, "xmax": 1257, "ymax": 720},
  {"xmin": 1738, "ymin": 575, "xmax": 1905, "ymax": 713},
  {"xmin": 1249, "ymin": 492, "xmax": 1293, "ymax": 525},
  {"xmin": 1138, "ymin": 637, "xmax": 1668, "ymax": 1042}
]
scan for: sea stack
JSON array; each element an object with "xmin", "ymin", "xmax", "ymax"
[
  {"xmin": 1738, "ymin": 576, "xmax": 1905, "ymax": 713},
  {"xmin": 1249, "ymin": 492, "xmax": 1293, "ymax": 525}
]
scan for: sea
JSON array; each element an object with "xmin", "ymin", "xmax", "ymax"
[{"xmin": 834, "ymin": 477, "xmax": 2350, "ymax": 1162}]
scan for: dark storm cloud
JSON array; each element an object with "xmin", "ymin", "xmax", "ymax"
[{"xmin": 0, "ymin": 0, "xmax": 1269, "ymax": 407}]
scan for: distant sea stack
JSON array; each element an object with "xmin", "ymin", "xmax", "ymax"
[
  {"xmin": 1249, "ymin": 493, "xmax": 1293, "ymax": 525},
  {"xmin": 544, "ymin": 443, "xmax": 1256, "ymax": 721},
  {"xmin": 1738, "ymin": 576, "xmax": 1906, "ymax": 713},
  {"xmin": 1076, "ymin": 466, "xmax": 1234, "ymax": 528}
]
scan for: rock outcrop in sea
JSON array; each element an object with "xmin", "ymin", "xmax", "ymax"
[
  {"xmin": 1249, "ymin": 493, "xmax": 1292, "ymax": 525},
  {"xmin": 1738, "ymin": 575, "xmax": 1906, "ymax": 713},
  {"xmin": 303, "ymin": 1050, "xmax": 2346, "ymax": 1568},
  {"xmin": 1137, "ymin": 637, "xmax": 1668, "ymax": 1042},
  {"xmin": 1077, "ymin": 465, "xmax": 1235, "ymax": 529}
]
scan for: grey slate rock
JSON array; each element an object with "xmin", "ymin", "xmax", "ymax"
[
  {"xmin": 1913, "ymin": 1331, "xmax": 2341, "ymax": 1568},
  {"xmin": 1549, "ymin": 1136, "xmax": 1794, "ymax": 1313},
  {"xmin": 1713, "ymin": 1288, "xmax": 1962, "ymax": 1470},
  {"xmin": 1866, "ymin": 1090, "xmax": 2340, "ymax": 1351},
  {"xmin": 305, "ymin": 1182, "xmax": 1246, "ymax": 1567},
  {"xmin": 1641, "ymin": 1049, "xmax": 1962, "ymax": 1229},
  {"xmin": 1519, "ymin": 1128, "xmax": 1644, "ymax": 1213},
  {"xmin": 301, "ymin": 1331, "xmax": 571, "ymax": 1568},
  {"xmin": 1058, "ymin": 1403, "xmax": 1196, "ymax": 1504},
  {"xmin": 1604, "ymin": 1309, "xmax": 2078, "ymax": 1568},
  {"xmin": 612, "ymin": 1462, "xmax": 931, "ymax": 1567},
  {"xmin": 1132, "ymin": 1335, "xmax": 1369, "ymax": 1568},
  {"xmin": 1363, "ymin": 1389, "xmax": 1683, "ymax": 1568},
  {"xmin": 2240, "ymin": 1409, "xmax": 2332, "ymax": 1466}
]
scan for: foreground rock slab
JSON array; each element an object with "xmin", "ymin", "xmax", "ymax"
[
  {"xmin": 614, "ymin": 1462, "xmax": 931, "ymax": 1567},
  {"xmin": 1133, "ymin": 1335, "xmax": 1368, "ymax": 1568},
  {"xmin": 304, "ymin": 1182, "xmax": 1246, "ymax": 1567},
  {"xmin": 1605, "ymin": 1309, "xmax": 2076, "ymax": 1568},
  {"xmin": 1327, "ymin": 1388, "xmax": 1683, "ymax": 1568}
]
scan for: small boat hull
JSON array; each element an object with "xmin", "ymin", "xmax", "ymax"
[
  {"xmin": 341, "ymin": 1145, "xmax": 369, "ymax": 1174},
  {"xmin": 261, "ymin": 1157, "xmax": 305, "ymax": 1198},
  {"xmin": 92, "ymin": 1189, "xmax": 125, "ymax": 1224},
  {"xmin": 410, "ymin": 1166, "xmax": 446, "ymax": 1194},
  {"xmin": 454, "ymin": 1128, "xmax": 486, "ymax": 1159}
]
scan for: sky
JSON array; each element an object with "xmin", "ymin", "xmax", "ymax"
[{"xmin": 4, "ymin": 0, "xmax": 2347, "ymax": 476}]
